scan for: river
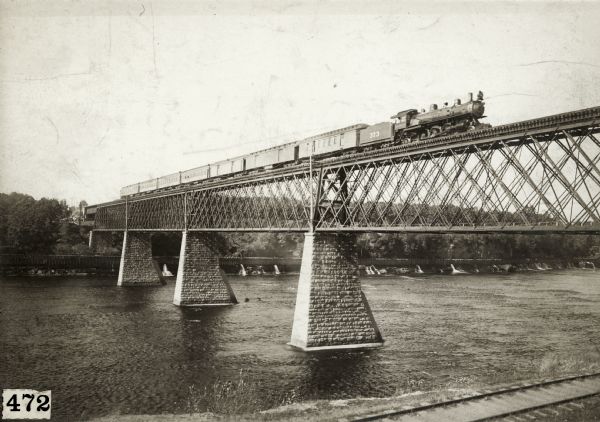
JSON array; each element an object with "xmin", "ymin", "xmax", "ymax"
[{"xmin": 1, "ymin": 270, "xmax": 599, "ymax": 420}]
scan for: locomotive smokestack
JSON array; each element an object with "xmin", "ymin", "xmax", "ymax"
[{"xmin": 468, "ymin": 92, "xmax": 473, "ymax": 102}]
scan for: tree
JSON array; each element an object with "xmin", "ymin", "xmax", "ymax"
[{"xmin": 1, "ymin": 193, "xmax": 70, "ymax": 253}]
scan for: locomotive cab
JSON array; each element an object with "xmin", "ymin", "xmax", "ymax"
[{"xmin": 391, "ymin": 108, "xmax": 418, "ymax": 129}]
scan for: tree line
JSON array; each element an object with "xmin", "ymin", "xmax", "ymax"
[
  {"xmin": 0, "ymin": 192, "xmax": 90, "ymax": 254},
  {"xmin": 209, "ymin": 232, "xmax": 599, "ymax": 261}
]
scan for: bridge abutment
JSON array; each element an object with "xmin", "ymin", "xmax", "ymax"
[
  {"xmin": 173, "ymin": 231, "xmax": 237, "ymax": 306},
  {"xmin": 89, "ymin": 230, "xmax": 113, "ymax": 255},
  {"xmin": 289, "ymin": 232, "xmax": 383, "ymax": 351},
  {"xmin": 117, "ymin": 231, "xmax": 162, "ymax": 286}
]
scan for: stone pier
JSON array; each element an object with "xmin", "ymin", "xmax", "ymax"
[
  {"xmin": 289, "ymin": 232, "xmax": 383, "ymax": 351},
  {"xmin": 173, "ymin": 231, "xmax": 237, "ymax": 306},
  {"xmin": 89, "ymin": 230, "xmax": 113, "ymax": 254},
  {"xmin": 117, "ymin": 231, "xmax": 162, "ymax": 286}
]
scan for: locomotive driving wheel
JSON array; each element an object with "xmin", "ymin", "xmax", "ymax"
[{"xmin": 430, "ymin": 126, "xmax": 442, "ymax": 137}]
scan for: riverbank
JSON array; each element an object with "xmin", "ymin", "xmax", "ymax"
[
  {"xmin": 0, "ymin": 254, "xmax": 120, "ymax": 276},
  {"xmin": 89, "ymin": 388, "xmax": 477, "ymax": 421},
  {"xmin": 92, "ymin": 367, "xmax": 600, "ymax": 421}
]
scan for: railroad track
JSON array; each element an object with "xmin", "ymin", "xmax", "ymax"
[{"xmin": 350, "ymin": 372, "xmax": 600, "ymax": 422}]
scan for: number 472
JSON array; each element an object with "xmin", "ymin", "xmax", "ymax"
[
  {"xmin": 7, "ymin": 393, "xmax": 50, "ymax": 411},
  {"xmin": 2, "ymin": 389, "xmax": 51, "ymax": 419}
]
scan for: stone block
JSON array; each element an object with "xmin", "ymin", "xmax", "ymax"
[
  {"xmin": 117, "ymin": 231, "xmax": 162, "ymax": 286},
  {"xmin": 289, "ymin": 232, "xmax": 383, "ymax": 351},
  {"xmin": 173, "ymin": 231, "xmax": 237, "ymax": 306}
]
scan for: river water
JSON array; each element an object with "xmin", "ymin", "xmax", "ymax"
[{"xmin": 1, "ymin": 270, "xmax": 599, "ymax": 420}]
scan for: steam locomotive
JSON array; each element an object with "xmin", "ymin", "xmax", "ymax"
[
  {"xmin": 361, "ymin": 91, "xmax": 487, "ymax": 145},
  {"xmin": 120, "ymin": 91, "xmax": 488, "ymax": 197},
  {"xmin": 395, "ymin": 90, "xmax": 486, "ymax": 140}
]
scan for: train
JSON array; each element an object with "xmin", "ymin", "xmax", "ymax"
[{"xmin": 120, "ymin": 91, "xmax": 487, "ymax": 197}]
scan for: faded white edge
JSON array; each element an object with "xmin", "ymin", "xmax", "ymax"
[
  {"xmin": 287, "ymin": 342, "xmax": 384, "ymax": 352},
  {"xmin": 117, "ymin": 231, "xmax": 127, "ymax": 286},
  {"xmin": 173, "ymin": 231, "xmax": 187, "ymax": 305},
  {"xmin": 174, "ymin": 302, "xmax": 236, "ymax": 307}
]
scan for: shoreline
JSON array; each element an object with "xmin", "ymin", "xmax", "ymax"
[
  {"xmin": 1, "ymin": 253, "xmax": 597, "ymax": 278},
  {"xmin": 2, "ymin": 264, "xmax": 597, "ymax": 278},
  {"xmin": 90, "ymin": 369, "xmax": 600, "ymax": 421}
]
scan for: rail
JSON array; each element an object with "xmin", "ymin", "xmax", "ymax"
[{"xmin": 353, "ymin": 371, "xmax": 600, "ymax": 421}]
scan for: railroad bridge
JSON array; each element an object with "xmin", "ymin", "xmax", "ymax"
[{"xmin": 86, "ymin": 106, "xmax": 600, "ymax": 351}]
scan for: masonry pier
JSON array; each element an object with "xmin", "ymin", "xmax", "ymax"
[
  {"xmin": 117, "ymin": 231, "xmax": 162, "ymax": 286},
  {"xmin": 289, "ymin": 232, "xmax": 383, "ymax": 351},
  {"xmin": 173, "ymin": 231, "xmax": 238, "ymax": 306}
]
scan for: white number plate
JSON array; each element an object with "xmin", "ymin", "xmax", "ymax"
[{"xmin": 2, "ymin": 389, "xmax": 51, "ymax": 420}]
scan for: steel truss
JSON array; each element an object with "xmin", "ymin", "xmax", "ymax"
[{"xmin": 93, "ymin": 120, "xmax": 600, "ymax": 233}]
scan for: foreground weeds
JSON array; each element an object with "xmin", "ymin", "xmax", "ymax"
[
  {"xmin": 186, "ymin": 370, "xmax": 297, "ymax": 416},
  {"xmin": 539, "ymin": 348, "xmax": 600, "ymax": 378},
  {"xmin": 182, "ymin": 347, "xmax": 600, "ymax": 418}
]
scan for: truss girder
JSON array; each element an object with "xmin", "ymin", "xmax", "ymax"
[
  {"xmin": 94, "ymin": 203, "xmax": 126, "ymax": 230},
  {"xmin": 93, "ymin": 124, "xmax": 600, "ymax": 233}
]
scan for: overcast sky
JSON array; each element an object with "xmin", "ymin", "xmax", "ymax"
[{"xmin": 1, "ymin": 0, "xmax": 600, "ymax": 205}]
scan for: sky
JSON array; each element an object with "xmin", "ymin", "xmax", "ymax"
[{"xmin": 1, "ymin": 0, "xmax": 600, "ymax": 205}]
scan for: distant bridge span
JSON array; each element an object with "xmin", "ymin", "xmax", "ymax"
[{"xmin": 87, "ymin": 106, "xmax": 600, "ymax": 351}]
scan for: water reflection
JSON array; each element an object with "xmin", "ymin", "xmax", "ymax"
[
  {"xmin": 178, "ymin": 307, "xmax": 231, "ymax": 360},
  {"xmin": 298, "ymin": 350, "xmax": 383, "ymax": 399}
]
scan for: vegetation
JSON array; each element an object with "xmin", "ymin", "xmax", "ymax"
[
  {"xmin": 355, "ymin": 232, "xmax": 600, "ymax": 261},
  {"xmin": 211, "ymin": 231, "xmax": 599, "ymax": 261},
  {"xmin": 0, "ymin": 192, "xmax": 90, "ymax": 254},
  {"xmin": 222, "ymin": 233, "xmax": 305, "ymax": 257},
  {"xmin": 185, "ymin": 370, "xmax": 297, "ymax": 416}
]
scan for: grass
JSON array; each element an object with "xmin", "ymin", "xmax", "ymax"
[
  {"xmin": 538, "ymin": 349, "xmax": 600, "ymax": 378},
  {"xmin": 185, "ymin": 370, "xmax": 298, "ymax": 416}
]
